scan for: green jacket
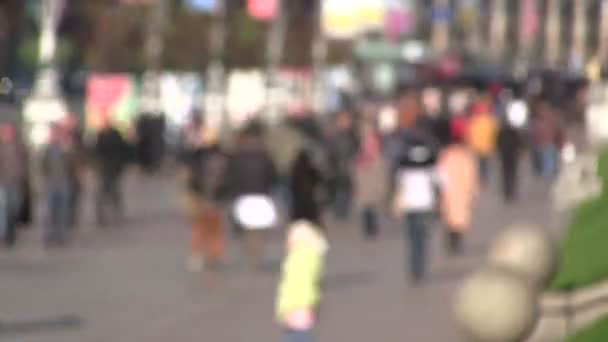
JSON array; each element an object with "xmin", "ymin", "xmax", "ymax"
[{"xmin": 275, "ymin": 246, "xmax": 324, "ymax": 320}]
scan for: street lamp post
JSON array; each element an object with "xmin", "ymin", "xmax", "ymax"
[
  {"xmin": 489, "ymin": 0, "xmax": 506, "ymax": 62},
  {"xmin": 265, "ymin": 0, "xmax": 287, "ymax": 124},
  {"xmin": 140, "ymin": 0, "xmax": 169, "ymax": 115},
  {"xmin": 571, "ymin": 0, "xmax": 587, "ymax": 71},
  {"xmin": 431, "ymin": 0, "xmax": 450, "ymax": 55},
  {"xmin": 205, "ymin": 0, "xmax": 227, "ymax": 134},
  {"xmin": 312, "ymin": 0, "xmax": 328, "ymax": 116},
  {"xmin": 545, "ymin": 0, "xmax": 560, "ymax": 68},
  {"xmin": 599, "ymin": 0, "xmax": 608, "ymax": 65},
  {"xmin": 22, "ymin": 0, "xmax": 67, "ymax": 149}
]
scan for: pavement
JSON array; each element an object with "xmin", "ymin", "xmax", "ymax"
[{"xmin": 0, "ymin": 162, "xmax": 559, "ymax": 342}]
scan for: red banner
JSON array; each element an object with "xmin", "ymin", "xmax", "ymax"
[{"xmin": 248, "ymin": 0, "xmax": 278, "ymax": 20}]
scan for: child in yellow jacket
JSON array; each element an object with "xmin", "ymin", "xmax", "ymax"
[{"xmin": 276, "ymin": 220, "xmax": 328, "ymax": 342}]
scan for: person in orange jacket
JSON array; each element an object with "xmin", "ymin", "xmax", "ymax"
[{"xmin": 467, "ymin": 97, "xmax": 498, "ymax": 186}]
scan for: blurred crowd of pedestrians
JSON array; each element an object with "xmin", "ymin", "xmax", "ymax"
[{"xmin": 0, "ymin": 79, "xmax": 580, "ymax": 342}]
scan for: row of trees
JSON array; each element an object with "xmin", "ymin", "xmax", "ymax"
[{"xmin": 0, "ymin": 0, "xmax": 351, "ymax": 75}]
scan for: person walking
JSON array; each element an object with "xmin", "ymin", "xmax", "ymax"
[
  {"xmin": 392, "ymin": 131, "xmax": 439, "ymax": 285},
  {"xmin": 498, "ymin": 101, "xmax": 527, "ymax": 202},
  {"xmin": 289, "ymin": 148, "xmax": 323, "ymax": 226},
  {"xmin": 327, "ymin": 111, "xmax": 358, "ymax": 220},
  {"xmin": 225, "ymin": 121, "xmax": 278, "ymax": 268},
  {"xmin": 379, "ymin": 106, "xmax": 402, "ymax": 208},
  {"xmin": 61, "ymin": 114, "xmax": 86, "ymax": 229},
  {"xmin": 41, "ymin": 123, "xmax": 80, "ymax": 246},
  {"xmin": 467, "ymin": 96, "xmax": 498, "ymax": 186},
  {"xmin": 94, "ymin": 118, "xmax": 131, "ymax": 227},
  {"xmin": 354, "ymin": 120, "xmax": 386, "ymax": 239},
  {"xmin": 267, "ymin": 119, "xmax": 304, "ymax": 216},
  {"xmin": 275, "ymin": 220, "xmax": 328, "ymax": 342},
  {"xmin": 531, "ymin": 102, "xmax": 563, "ymax": 180},
  {"xmin": 0, "ymin": 123, "xmax": 28, "ymax": 247},
  {"xmin": 179, "ymin": 115, "xmax": 227, "ymax": 272},
  {"xmin": 437, "ymin": 130, "xmax": 479, "ymax": 255}
]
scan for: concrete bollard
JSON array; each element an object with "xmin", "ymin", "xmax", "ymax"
[
  {"xmin": 487, "ymin": 224, "xmax": 558, "ymax": 290},
  {"xmin": 455, "ymin": 266, "xmax": 539, "ymax": 342}
]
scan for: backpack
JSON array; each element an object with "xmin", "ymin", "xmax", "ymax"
[{"xmin": 467, "ymin": 114, "xmax": 497, "ymax": 156}]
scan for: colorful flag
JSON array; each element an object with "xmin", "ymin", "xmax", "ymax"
[
  {"xmin": 384, "ymin": 0, "xmax": 415, "ymax": 40},
  {"xmin": 322, "ymin": 0, "xmax": 361, "ymax": 39},
  {"xmin": 186, "ymin": 0, "xmax": 218, "ymax": 12},
  {"xmin": 458, "ymin": 0, "xmax": 479, "ymax": 29},
  {"xmin": 322, "ymin": 0, "xmax": 386, "ymax": 40},
  {"xmin": 520, "ymin": 0, "xmax": 539, "ymax": 44},
  {"xmin": 248, "ymin": 0, "xmax": 278, "ymax": 21},
  {"xmin": 356, "ymin": 0, "xmax": 385, "ymax": 32}
]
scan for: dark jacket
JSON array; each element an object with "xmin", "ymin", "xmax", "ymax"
[
  {"xmin": 397, "ymin": 127, "xmax": 439, "ymax": 168},
  {"xmin": 41, "ymin": 141, "xmax": 79, "ymax": 187},
  {"xmin": 532, "ymin": 111, "xmax": 562, "ymax": 147},
  {"xmin": 290, "ymin": 150, "xmax": 322, "ymax": 224},
  {"xmin": 224, "ymin": 137, "xmax": 278, "ymax": 199},
  {"xmin": 95, "ymin": 127, "xmax": 131, "ymax": 178},
  {"xmin": 328, "ymin": 129, "xmax": 359, "ymax": 178},
  {"xmin": 0, "ymin": 139, "xmax": 28, "ymax": 185},
  {"xmin": 180, "ymin": 144, "xmax": 227, "ymax": 201},
  {"xmin": 498, "ymin": 126, "xmax": 523, "ymax": 162}
]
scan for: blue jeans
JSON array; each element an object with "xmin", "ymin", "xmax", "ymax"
[
  {"xmin": 362, "ymin": 206, "xmax": 378, "ymax": 238},
  {"xmin": 46, "ymin": 183, "xmax": 72, "ymax": 245},
  {"xmin": 96, "ymin": 174, "xmax": 124, "ymax": 226},
  {"xmin": 540, "ymin": 145, "xmax": 558, "ymax": 180},
  {"xmin": 404, "ymin": 213, "xmax": 432, "ymax": 281},
  {"xmin": 0, "ymin": 184, "xmax": 21, "ymax": 246},
  {"xmin": 332, "ymin": 175, "xmax": 352, "ymax": 220},
  {"xmin": 284, "ymin": 329, "xmax": 314, "ymax": 342},
  {"xmin": 478, "ymin": 156, "xmax": 491, "ymax": 185}
]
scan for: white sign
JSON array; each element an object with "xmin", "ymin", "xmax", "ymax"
[
  {"xmin": 159, "ymin": 72, "xmax": 203, "ymax": 127},
  {"xmin": 226, "ymin": 70, "xmax": 266, "ymax": 127},
  {"xmin": 22, "ymin": 96, "xmax": 67, "ymax": 147}
]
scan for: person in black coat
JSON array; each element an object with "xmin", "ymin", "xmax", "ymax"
[
  {"xmin": 498, "ymin": 123, "xmax": 523, "ymax": 203},
  {"xmin": 224, "ymin": 122, "xmax": 278, "ymax": 267},
  {"xmin": 327, "ymin": 112, "xmax": 359, "ymax": 220},
  {"xmin": 224, "ymin": 123, "xmax": 278, "ymax": 200},
  {"xmin": 289, "ymin": 148, "xmax": 322, "ymax": 226},
  {"xmin": 94, "ymin": 120, "xmax": 131, "ymax": 227}
]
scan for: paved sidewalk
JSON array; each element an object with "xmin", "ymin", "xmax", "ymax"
[{"xmin": 0, "ymin": 168, "xmax": 557, "ymax": 342}]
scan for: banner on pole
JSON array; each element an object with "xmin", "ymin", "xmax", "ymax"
[
  {"xmin": 357, "ymin": 0, "xmax": 385, "ymax": 32},
  {"xmin": 322, "ymin": 0, "xmax": 387, "ymax": 39},
  {"xmin": 458, "ymin": 0, "xmax": 479, "ymax": 29},
  {"xmin": 86, "ymin": 74, "xmax": 138, "ymax": 132},
  {"xmin": 520, "ymin": 0, "xmax": 539, "ymax": 45},
  {"xmin": 385, "ymin": 0, "xmax": 416, "ymax": 40},
  {"xmin": 248, "ymin": 0, "xmax": 278, "ymax": 21}
]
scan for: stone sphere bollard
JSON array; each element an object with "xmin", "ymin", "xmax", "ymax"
[
  {"xmin": 487, "ymin": 224, "xmax": 558, "ymax": 289},
  {"xmin": 455, "ymin": 266, "xmax": 538, "ymax": 342}
]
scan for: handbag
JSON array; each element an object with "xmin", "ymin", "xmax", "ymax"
[{"xmin": 233, "ymin": 194, "xmax": 278, "ymax": 230}]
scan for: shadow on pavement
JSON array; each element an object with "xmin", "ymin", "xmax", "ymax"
[
  {"xmin": 0, "ymin": 315, "xmax": 83, "ymax": 336},
  {"xmin": 464, "ymin": 241, "xmax": 489, "ymax": 258},
  {"xmin": 325, "ymin": 271, "xmax": 376, "ymax": 291},
  {"xmin": 429, "ymin": 267, "xmax": 475, "ymax": 284}
]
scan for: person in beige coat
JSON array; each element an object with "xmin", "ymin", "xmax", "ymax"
[
  {"xmin": 355, "ymin": 122, "xmax": 386, "ymax": 239},
  {"xmin": 437, "ymin": 131, "xmax": 479, "ymax": 255}
]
